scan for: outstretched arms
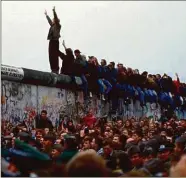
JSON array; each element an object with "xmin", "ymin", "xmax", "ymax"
[
  {"xmin": 45, "ymin": 7, "xmax": 60, "ymax": 26},
  {"xmin": 45, "ymin": 10, "xmax": 53, "ymax": 26},
  {"xmin": 53, "ymin": 6, "xmax": 60, "ymax": 25}
]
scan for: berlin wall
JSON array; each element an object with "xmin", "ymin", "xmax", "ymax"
[{"xmin": 2, "ymin": 64, "xmax": 184, "ymax": 128}]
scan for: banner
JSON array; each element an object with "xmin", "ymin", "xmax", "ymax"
[{"xmin": 1, "ymin": 65, "xmax": 24, "ymax": 81}]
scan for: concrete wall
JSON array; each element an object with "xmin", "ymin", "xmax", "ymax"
[
  {"xmin": 1, "ymin": 80, "xmax": 108, "ymax": 127},
  {"xmin": 2, "ymin": 79, "xmax": 175, "ymax": 128},
  {"xmin": 1, "ymin": 64, "xmax": 186, "ymax": 127}
]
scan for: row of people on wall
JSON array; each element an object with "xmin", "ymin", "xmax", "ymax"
[{"xmin": 44, "ymin": 7, "xmax": 186, "ymax": 114}]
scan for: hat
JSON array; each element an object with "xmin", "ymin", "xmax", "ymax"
[
  {"xmin": 9, "ymin": 139, "xmax": 50, "ymax": 161},
  {"xmin": 74, "ymin": 49, "xmax": 81, "ymax": 54},
  {"xmin": 2, "ymin": 139, "xmax": 51, "ymax": 174},
  {"xmin": 175, "ymin": 136, "xmax": 186, "ymax": 145},
  {"xmin": 18, "ymin": 131, "xmax": 30, "ymax": 138},
  {"xmin": 18, "ymin": 131, "xmax": 31, "ymax": 142},
  {"xmin": 158, "ymin": 144, "xmax": 173, "ymax": 153}
]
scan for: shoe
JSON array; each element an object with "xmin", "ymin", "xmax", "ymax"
[{"xmin": 101, "ymin": 94, "xmax": 105, "ymax": 101}]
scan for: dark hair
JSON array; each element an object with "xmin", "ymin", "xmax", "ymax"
[
  {"xmin": 117, "ymin": 152, "xmax": 133, "ymax": 173},
  {"xmin": 83, "ymin": 136, "xmax": 92, "ymax": 143},
  {"xmin": 133, "ymin": 130, "xmax": 143, "ymax": 138},
  {"xmin": 142, "ymin": 71, "xmax": 148, "ymax": 76},
  {"xmin": 41, "ymin": 110, "xmax": 47, "ymax": 115},
  {"xmin": 66, "ymin": 48, "xmax": 74, "ymax": 57},
  {"xmin": 101, "ymin": 59, "xmax": 107, "ymax": 65},
  {"xmin": 110, "ymin": 62, "xmax": 115, "ymax": 66},
  {"xmin": 102, "ymin": 139, "xmax": 112, "ymax": 147}
]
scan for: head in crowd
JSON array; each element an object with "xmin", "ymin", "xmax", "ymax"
[
  {"xmin": 74, "ymin": 49, "xmax": 81, "ymax": 58},
  {"xmin": 102, "ymin": 139, "xmax": 113, "ymax": 158},
  {"xmin": 142, "ymin": 71, "xmax": 148, "ymax": 78},
  {"xmin": 65, "ymin": 150, "xmax": 109, "ymax": 177},
  {"xmin": 108, "ymin": 62, "xmax": 115, "ymax": 70},
  {"xmin": 66, "ymin": 48, "xmax": 73, "ymax": 56},
  {"xmin": 41, "ymin": 110, "xmax": 47, "ymax": 119},
  {"xmin": 128, "ymin": 145, "xmax": 143, "ymax": 168},
  {"xmin": 101, "ymin": 59, "xmax": 107, "ymax": 66},
  {"xmin": 82, "ymin": 136, "xmax": 92, "ymax": 150}
]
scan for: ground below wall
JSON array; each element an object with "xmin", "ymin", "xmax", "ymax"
[{"xmin": 1, "ymin": 80, "xmax": 185, "ymax": 128}]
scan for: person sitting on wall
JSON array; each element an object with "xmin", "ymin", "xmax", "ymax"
[
  {"xmin": 85, "ymin": 56, "xmax": 100, "ymax": 98},
  {"xmin": 97, "ymin": 59, "xmax": 113, "ymax": 101},
  {"xmin": 35, "ymin": 110, "xmax": 53, "ymax": 131},
  {"xmin": 45, "ymin": 6, "xmax": 61, "ymax": 74},
  {"xmin": 58, "ymin": 40, "xmax": 75, "ymax": 76},
  {"xmin": 73, "ymin": 49, "xmax": 89, "ymax": 99}
]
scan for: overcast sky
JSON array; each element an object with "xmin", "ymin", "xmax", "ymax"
[{"xmin": 2, "ymin": 1, "xmax": 186, "ymax": 82}]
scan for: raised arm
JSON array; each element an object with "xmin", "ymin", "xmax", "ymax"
[
  {"xmin": 175, "ymin": 73, "xmax": 180, "ymax": 83},
  {"xmin": 45, "ymin": 10, "xmax": 53, "ymax": 26},
  {"xmin": 62, "ymin": 40, "xmax": 67, "ymax": 50},
  {"xmin": 53, "ymin": 6, "xmax": 60, "ymax": 25},
  {"xmin": 58, "ymin": 50, "xmax": 65, "ymax": 60}
]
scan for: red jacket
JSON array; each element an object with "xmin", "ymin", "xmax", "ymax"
[
  {"xmin": 173, "ymin": 78, "xmax": 180, "ymax": 94},
  {"xmin": 83, "ymin": 114, "xmax": 96, "ymax": 127}
]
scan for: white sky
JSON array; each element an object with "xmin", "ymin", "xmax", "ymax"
[{"xmin": 2, "ymin": 1, "xmax": 186, "ymax": 82}]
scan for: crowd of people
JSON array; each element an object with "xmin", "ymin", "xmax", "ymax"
[
  {"xmin": 1, "ymin": 110, "xmax": 186, "ymax": 177},
  {"xmin": 1, "ymin": 6, "xmax": 186, "ymax": 177},
  {"xmin": 45, "ymin": 7, "xmax": 186, "ymax": 119}
]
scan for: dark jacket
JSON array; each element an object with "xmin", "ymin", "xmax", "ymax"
[
  {"xmin": 86, "ymin": 63, "xmax": 99, "ymax": 80},
  {"xmin": 36, "ymin": 116, "xmax": 53, "ymax": 131},
  {"xmin": 160, "ymin": 76, "xmax": 174, "ymax": 93},
  {"xmin": 72, "ymin": 62, "xmax": 87, "ymax": 76},
  {"xmin": 46, "ymin": 10, "xmax": 61, "ymax": 40},
  {"xmin": 98, "ymin": 66, "xmax": 107, "ymax": 79},
  {"xmin": 105, "ymin": 67, "xmax": 118, "ymax": 85},
  {"xmin": 104, "ymin": 150, "xmax": 126, "ymax": 171},
  {"xmin": 57, "ymin": 149, "xmax": 78, "ymax": 164},
  {"xmin": 59, "ymin": 49, "xmax": 75, "ymax": 75},
  {"xmin": 116, "ymin": 68, "xmax": 128, "ymax": 84}
]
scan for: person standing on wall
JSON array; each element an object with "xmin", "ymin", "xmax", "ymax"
[{"xmin": 45, "ymin": 6, "xmax": 61, "ymax": 74}]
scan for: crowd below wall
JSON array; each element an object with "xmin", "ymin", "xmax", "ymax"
[{"xmin": 2, "ymin": 6, "xmax": 186, "ymax": 177}]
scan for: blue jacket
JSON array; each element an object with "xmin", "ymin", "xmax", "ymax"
[{"xmin": 98, "ymin": 66, "xmax": 107, "ymax": 79}]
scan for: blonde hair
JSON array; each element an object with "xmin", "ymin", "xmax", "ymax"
[{"xmin": 65, "ymin": 150, "xmax": 108, "ymax": 177}]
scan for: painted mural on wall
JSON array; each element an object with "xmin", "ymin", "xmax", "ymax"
[
  {"xmin": 1, "ymin": 80, "xmax": 37, "ymax": 128},
  {"xmin": 38, "ymin": 86, "xmax": 67, "ymax": 126}
]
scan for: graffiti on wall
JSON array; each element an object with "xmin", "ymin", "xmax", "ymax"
[
  {"xmin": 38, "ymin": 86, "xmax": 67, "ymax": 126},
  {"xmin": 1, "ymin": 81, "xmax": 37, "ymax": 128},
  {"xmin": 2, "ymin": 80, "xmax": 185, "ymax": 126}
]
